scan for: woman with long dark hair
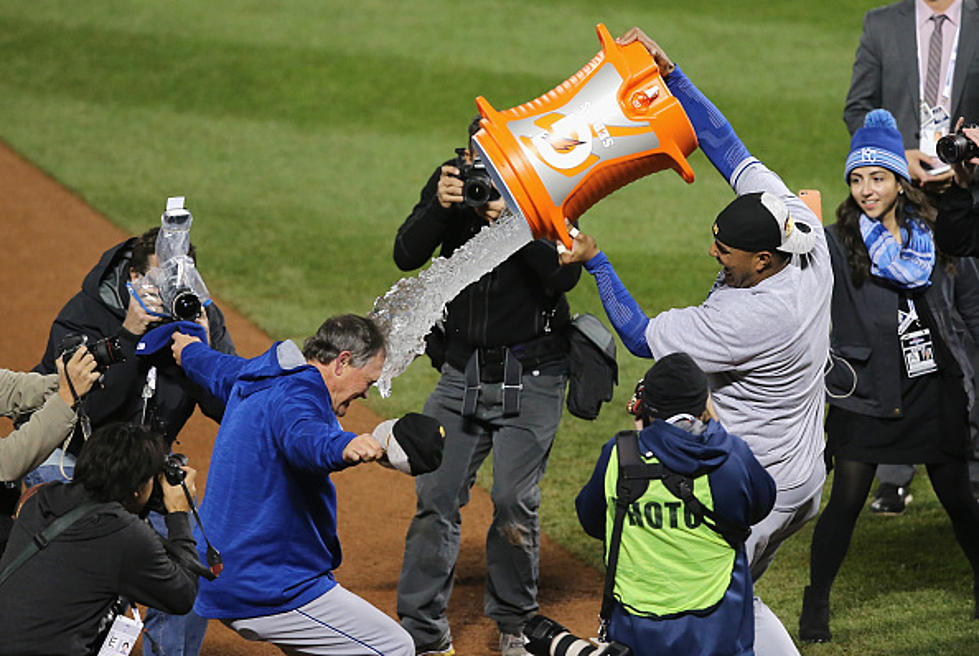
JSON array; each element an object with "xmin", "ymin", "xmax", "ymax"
[{"xmin": 798, "ymin": 109, "xmax": 979, "ymax": 643}]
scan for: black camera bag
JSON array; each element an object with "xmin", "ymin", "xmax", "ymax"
[{"xmin": 565, "ymin": 313, "xmax": 617, "ymax": 420}]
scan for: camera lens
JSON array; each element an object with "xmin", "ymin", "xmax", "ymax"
[
  {"xmin": 172, "ymin": 289, "xmax": 202, "ymax": 321},
  {"xmin": 937, "ymin": 133, "xmax": 967, "ymax": 164},
  {"xmin": 937, "ymin": 131, "xmax": 979, "ymax": 164},
  {"xmin": 89, "ymin": 335, "xmax": 124, "ymax": 369},
  {"xmin": 463, "ymin": 177, "xmax": 492, "ymax": 207}
]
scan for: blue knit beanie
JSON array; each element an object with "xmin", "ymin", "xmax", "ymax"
[{"xmin": 844, "ymin": 109, "xmax": 910, "ymax": 182}]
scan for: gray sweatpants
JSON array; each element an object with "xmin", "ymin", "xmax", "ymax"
[
  {"xmin": 224, "ymin": 584, "xmax": 413, "ymax": 656},
  {"xmin": 397, "ymin": 364, "xmax": 566, "ymax": 646},
  {"xmin": 747, "ymin": 459, "xmax": 826, "ymax": 656}
]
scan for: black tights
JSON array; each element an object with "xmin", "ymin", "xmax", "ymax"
[{"xmin": 808, "ymin": 458, "xmax": 979, "ymax": 598}]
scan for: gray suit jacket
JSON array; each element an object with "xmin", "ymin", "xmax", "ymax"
[{"xmin": 844, "ymin": 0, "xmax": 979, "ymax": 148}]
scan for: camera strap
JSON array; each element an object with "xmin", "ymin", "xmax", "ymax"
[
  {"xmin": 0, "ymin": 500, "xmax": 102, "ymax": 588},
  {"xmin": 62, "ymin": 354, "xmax": 93, "ymax": 441}
]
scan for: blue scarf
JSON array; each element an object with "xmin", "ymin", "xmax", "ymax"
[{"xmin": 859, "ymin": 214, "xmax": 935, "ymax": 289}]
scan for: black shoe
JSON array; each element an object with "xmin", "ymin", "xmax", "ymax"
[
  {"xmin": 799, "ymin": 586, "xmax": 832, "ymax": 643},
  {"xmin": 869, "ymin": 483, "xmax": 912, "ymax": 515}
]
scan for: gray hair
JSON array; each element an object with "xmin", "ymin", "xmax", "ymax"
[{"xmin": 302, "ymin": 314, "xmax": 385, "ymax": 367}]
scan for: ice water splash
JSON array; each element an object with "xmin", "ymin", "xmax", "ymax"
[{"xmin": 371, "ymin": 208, "xmax": 533, "ymax": 397}]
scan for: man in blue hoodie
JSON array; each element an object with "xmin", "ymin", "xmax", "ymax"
[
  {"xmin": 171, "ymin": 314, "xmax": 414, "ymax": 656},
  {"xmin": 575, "ymin": 353, "xmax": 775, "ymax": 656}
]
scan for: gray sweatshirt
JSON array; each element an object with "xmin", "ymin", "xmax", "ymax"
[
  {"xmin": 645, "ymin": 158, "xmax": 832, "ymax": 490},
  {"xmin": 0, "ymin": 370, "xmax": 75, "ymax": 481}
]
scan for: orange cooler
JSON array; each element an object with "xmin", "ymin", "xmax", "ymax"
[{"xmin": 472, "ymin": 23, "xmax": 698, "ymax": 248}]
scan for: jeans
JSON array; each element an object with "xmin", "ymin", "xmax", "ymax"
[{"xmin": 22, "ymin": 448, "xmax": 75, "ymax": 487}]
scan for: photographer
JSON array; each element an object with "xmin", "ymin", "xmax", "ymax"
[
  {"xmin": 29, "ymin": 223, "xmax": 235, "ymax": 655},
  {"xmin": 0, "ymin": 422, "xmax": 200, "ymax": 655},
  {"xmin": 0, "ymin": 349, "xmax": 100, "ymax": 550},
  {"xmin": 393, "ymin": 118, "xmax": 581, "ymax": 656},
  {"xmin": 0, "ymin": 348, "xmax": 99, "ymax": 482},
  {"xmin": 935, "ymin": 122, "xmax": 979, "ymax": 256},
  {"xmin": 574, "ymin": 354, "xmax": 775, "ymax": 656},
  {"xmin": 30, "ymin": 226, "xmax": 234, "ymax": 484}
]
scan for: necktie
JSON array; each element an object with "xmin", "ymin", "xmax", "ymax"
[{"xmin": 923, "ymin": 14, "xmax": 949, "ymax": 107}]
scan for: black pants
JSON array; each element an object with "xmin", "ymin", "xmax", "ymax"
[{"xmin": 808, "ymin": 458, "xmax": 979, "ymax": 598}]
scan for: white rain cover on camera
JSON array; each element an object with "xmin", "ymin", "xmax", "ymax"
[
  {"xmin": 128, "ymin": 196, "xmax": 211, "ymax": 319},
  {"xmin": 156, "ymin": 196, "xmax": 193, "ymax": 263},
  {"xmin": 143, "ymin": 255, "xmax": 212, "ymax": 319}
]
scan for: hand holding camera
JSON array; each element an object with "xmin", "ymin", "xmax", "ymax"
[
  {"xmin": 160, "ymin": 453, "xmax": 197, "ymax": 514},
  {"xmin": 146, "ymin": 453, "xmax": 224, "ymax": 579},
  {"xmin": 55, "ymin": 346, "xmax": 100, "ymax": 406},
  {"xmin": 436, "ymin": 149, "xmax": 502, "ymax": 213},
  {"xmin": 122, "ymin": 281, "xmax": 164, "ymax": 336},
  {"xmin": 938, "ymin": 118, "xmax": 979, "ymax": 189}
]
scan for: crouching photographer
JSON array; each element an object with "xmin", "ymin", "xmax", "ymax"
[
  {"xmin": 574, "ymin": 354, "xmax": 775, "ymax": 656},
  {"xmin": 0, "ymin": 423, "xmax": 201, "ymax": 655}
]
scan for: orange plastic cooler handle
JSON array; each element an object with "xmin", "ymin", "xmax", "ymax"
[{"xmin": 472, "ymin": 23, "xmax": 698, "ymax": 248}]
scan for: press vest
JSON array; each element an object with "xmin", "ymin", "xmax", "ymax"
[{"xmin": 604, "ymin": 444, "xmax": 736, "ymax": 617}]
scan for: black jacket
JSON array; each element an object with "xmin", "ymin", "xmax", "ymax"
[
  {"xmin": 0, "ymin": 483, "xmax": 199, "ymax": 655},
  {"xmin": 33, "ymin": 237, "xmax": 235, "ymax": 450},
  {"xmin": 936, "ymin": 184, "xmax": 979, "ymax": 257},
  {"xmin": 824, "ymin": 224, "xmax": 979, "ymax": 418},
  {"xmin": 394, "ymin": 162, "xmax": 581, "ymax": 368}
]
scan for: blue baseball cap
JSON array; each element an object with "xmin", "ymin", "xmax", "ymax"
[{"xmin": 136, "ymin": 321, "xmax": 207, "ymax": 356}]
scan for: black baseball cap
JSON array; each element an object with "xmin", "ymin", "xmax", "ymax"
[{"xmin": 713, "ymin": 191, "xmax": 815, "ymax": 255}]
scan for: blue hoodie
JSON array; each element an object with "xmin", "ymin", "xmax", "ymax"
[
  {"xmin": 576, "ymin": 418, "xmax": 775, "ymax": 656},
  {"xmin": 179, "ymin": 340, "xmax": 357, "ymax": 619}
]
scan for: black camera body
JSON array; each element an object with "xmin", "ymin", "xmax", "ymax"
[
  {"xmin": 143, "ymin": 453, "xmax": 189, "ymax": 516},
  {"xmin": 59, "ymin": 333, "xmax": 125, "ymax": 372},
  {"xmin": 524, "ymin": 615, "xmax": 632, "ymax": 656},
  {"xmin": 937, "ymin": 124, "xmax": 979, "ymax": 164},
  {"xmin": 162, "ymin": 452, "xmax": 188, "ymax": 486},
  {"xmin": 454, "ymin": 148, "xmax": 501, "ymax": 208}
]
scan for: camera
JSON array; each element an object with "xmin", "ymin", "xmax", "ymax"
[
  {"xmin": 128, "ymin": 196, "xmax": 211, "ymax": 321},
  {"xmin": 524, "ymin": 615, "xmax": 632, "ymax": 656},
  {"xmin": 143, "ymin": 453, "xmax": 189, "ymax": 516},
  {"xmin": 937, "ymin": 124, "xmax": 979, "ymax": 164},
  {"xmin": 59, "ymin": 333, "xmax": 125, "ymax": 372},
  {"xmin": 162, "ymin": 452, "xmax": 188, "ymax": 486},
  {"xmin": 454, "ymin": 148, "xmax": 501, "ymax": 208}
]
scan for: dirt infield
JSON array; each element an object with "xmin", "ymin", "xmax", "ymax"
[{"xmin": 0, "ymin": 141, "xmax": 602, "ymax": 654}]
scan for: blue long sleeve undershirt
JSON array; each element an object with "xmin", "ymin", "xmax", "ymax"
[
  {"xmin": 585, "ymin": 252, "xmax": 652, "ymax": 358},
  {"xmin": 584, "ymin": 66, "xmax": 754, "ymax": 359},
  {"xmin": 665, "ymin": 66, "xmax": 751, "ymax": 183}
]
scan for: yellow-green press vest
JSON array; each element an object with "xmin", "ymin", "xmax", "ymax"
[{"xmin": 604, "ymin": 444, "xmax": 736, "ymax": 617}]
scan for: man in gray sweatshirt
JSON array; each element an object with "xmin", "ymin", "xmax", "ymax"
[{"xmin": 560, "ymin": 28, "xmax": 832, "ymax": 656}]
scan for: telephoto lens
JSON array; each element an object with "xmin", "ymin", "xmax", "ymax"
[{"xmin": 523, "ymin": 615, "xmax": 632, "ymax": 656}]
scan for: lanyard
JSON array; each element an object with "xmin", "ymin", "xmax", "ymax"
[
  {"xmin": 917, "ymin": 18, "xmax": 961, "ymax": 105},
  {"xmin": 898, "ymin": 298, "xmax": 920, "ymax": 335}
]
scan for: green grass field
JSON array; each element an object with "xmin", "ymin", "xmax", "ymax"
[{"xmin": 2, "ymin": 1, "xmax": 976, "ymax": 652}]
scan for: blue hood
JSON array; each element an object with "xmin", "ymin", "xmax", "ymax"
[
  {"xmin": 640, "ymin": 418, "xmax": 733, "ymax": 477},
  {"xmin": 235, "ymin": 340, "xmax": 316, "ymax": 397}
]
